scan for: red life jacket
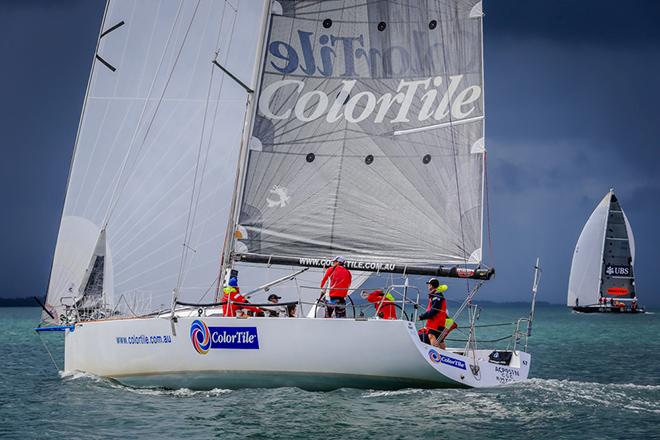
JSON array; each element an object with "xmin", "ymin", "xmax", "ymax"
[
  {"xmin": 424, "ymin": 293, "xmax": 447, "ymax": 330},
  {"xmin": 222, "ymin": 287, "xmax": 261, "ymax": 317},
  {"xmin": 366, "ymin": 290, "xmax": 397, "ymax": 320},
  {"xmin": 320, "ymin": 265, "xmax": 352, "ymax": 298}
]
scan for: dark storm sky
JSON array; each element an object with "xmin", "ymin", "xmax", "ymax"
[{"xmin": 1, "ymin": 1, "xmax": 659, "ymax": 305}]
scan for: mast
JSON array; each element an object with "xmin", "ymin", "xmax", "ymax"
[
  {"xmin": 218, "ymin": 0, "xmax": 273, "ymax": 295},
  {"xmin": 596, "ymin": 189, "xmax": 613, "ymax": 299}
]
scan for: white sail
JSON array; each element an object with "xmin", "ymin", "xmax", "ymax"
[
  {"xmin": 567, "ymin": 190, "xmax": 637, "ymax": 308},
  {"xmin": 233, "ymin": 0, "xmax": 486, "ymax": 268},
  {"xmin": 567, "ymin": 192, "xmax": 610, "ymax": 307},
  {"xmin": 44, "ymin": 0, "xmax": 265, "ymax": 323}
]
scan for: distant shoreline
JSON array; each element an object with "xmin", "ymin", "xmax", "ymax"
[
  {"xmin": 0, "ymin": 298, "xmax": 41, "ymax": 307},
  {"xmin": 3, "ymin": 298, "xmax": 654, "ymax": 309},
  {"xmin": 0, "ymin": 298, "xmax": 566, "ymax": 307}
]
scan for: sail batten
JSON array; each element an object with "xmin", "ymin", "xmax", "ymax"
[{"xmin": 234, "ymin": 0, "xmax": 486, "ymax": 267}]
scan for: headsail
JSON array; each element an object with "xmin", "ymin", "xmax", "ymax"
[
  {"xmin": 568, "ymin": 193, "xmax": 610, "ymax": 307},
  {"xmin": 44, "ymin": 0, "xmax": 265, "ymax": 324},
  {"xmin": 233, "ymin": 0, "xmax": 487, "ymax": 272}
]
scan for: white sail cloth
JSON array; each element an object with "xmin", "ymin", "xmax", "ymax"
[
  {"xmin": 236, "ymin": 0, "xmax": 486, "ymax": 267},
  {"xmin": 44, "ymin": 0, "xmax": 265, "ymax": 323}
]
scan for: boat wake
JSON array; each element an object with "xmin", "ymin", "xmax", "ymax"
[
  {"xmin": 123, "ymin": 387, "xmax": 233, "ymax": 398},
  {"xmin": 362, "ymin": 388, "xmax": 431, "ymax": 398},
  {"xmin": 59, "ymin": 370, "xmax": 232, "ymax": 397},
  {"xmin": 514, "ymin": 378, "xmax": 660, "ymax": 415},
  {"xmin": 358, "ymin": 378, "xmax": 659, "ymax": 419}
]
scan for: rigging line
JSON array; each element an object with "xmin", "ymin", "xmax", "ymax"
[
  {"xmin": 78, "ymin": 3, "xmax": 144, "ymax": 218},
  {"xmin": 197, "ymin": 276, "xmax": 223, "ymax": 304},
  {"xmin": 100, "ymin": 107, "xmax": 204, "ymax": 240},
  {"xmin": 484, "ymin": 152, "xmax": 493, "ymax": 265},
  {"xmin": 328, "ymin": 0, "xmax": 350, "ymax": 255},
  {"xmin": 113, "ymin": 195, "xmax": 219, "ymax": 276},
  {"xmin": 437, "ymin": 7, "xmax": 472, "ymax": 296},
  {"xmin": 97, "ymin": 0, "xmax": 185, "ymax": 227},
  {"xmin": 93, "ymin": 101, "xmax": 203, "ymax": 233},
  {"xmin": 176, "ymin": 5, "xmax": 237, "ymax": 293},
  {"xmin": 102, "ymin": 0, "xmax": 200, "ymax": 229},
  {"xmin": 177, "ymin": 6, "xmax": 237, "ymax": 289},
  {"xmin": 37, "ymin": 332, "xmax": 61, "ymax": 372},
  {"xmin": 218, "ymin": 0, "xmax": 275, "ymax": 288},
  {"xmin": 61, "ymin": 0, "xmax": 111, "ymax": 216}
]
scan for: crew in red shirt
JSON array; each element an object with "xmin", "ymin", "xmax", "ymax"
[{"xmin": 321, "ymin": 256, "xmax": 352, "ymax": 318}]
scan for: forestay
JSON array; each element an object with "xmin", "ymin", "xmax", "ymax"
[
  {"xmin": 235, "ymin": 0, "xmax": 486, "ymax": 268},
  {"xmin": 44, "ymin": 0, "xmax": 264, "ymax": 324}
]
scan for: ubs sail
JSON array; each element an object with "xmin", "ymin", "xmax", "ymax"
[{"xmin": 567, "ymin": 189, "xmax": 643, "ymax": 313}]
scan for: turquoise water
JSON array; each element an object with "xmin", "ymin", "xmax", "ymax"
[{"xmin": 1, "ymin": 306, "xmax": 658, "ymax": 439}]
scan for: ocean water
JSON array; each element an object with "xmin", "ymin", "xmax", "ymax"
[{"xmin": 1, "ymin": 306, "xmax": 658, "ymax": 439}]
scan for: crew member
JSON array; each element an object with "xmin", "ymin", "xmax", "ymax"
[
  {"xmin": 418, "ymin": 278, "xmax": 451, "ymax": 349},
  {"xmin": 320, "ymin": 256, "xmax": 352, "ymax": 318},
  {"xmin": 266, "ymin": 294, "xmax": 286, "ymax": 317},
  {"xmin": 222, "ymin": 277, "xmax": 262, "ymax": 317},
  {"xmin": 366, "ymin": 289, "xmax": 397, "ymax": 320}
]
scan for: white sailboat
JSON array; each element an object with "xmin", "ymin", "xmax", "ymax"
[
  {"xmin": 37, "ymin": 0, "xmax": 538, "ymax": 390},
  {"xmin": 567, "ymin": 189, "xmax": 643, "ymax": 313}
]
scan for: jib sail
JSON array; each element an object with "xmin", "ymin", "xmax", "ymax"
[{"xmin": 44, "ymin": 1, "xmax": 264, "ymax": 323}]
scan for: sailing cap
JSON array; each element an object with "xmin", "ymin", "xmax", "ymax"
[
  {"xmin": 333, "ymin": 256, "xmax": 346, "ymax": 263},
  {"xmin": 267, "ymin": 294, "xmax": 281, "ymax": 301},
  {"xmin": 427, "ymin": 278, "xmax": 440, "ymax": 288},
  {"xmin": 228, "ymin": 277, "xmax": 238, "ymax": 287}
]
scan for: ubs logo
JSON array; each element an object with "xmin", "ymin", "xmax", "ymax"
[{"xmin": 605, "ymin": 265, "xmax": 630, "ymax": 276}]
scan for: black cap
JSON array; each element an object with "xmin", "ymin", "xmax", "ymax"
[
  {"xmin": 268, "ymin": 294, "xmax": 282, "ymax": 301},
  {"xmin": 427, "ymin": 278, "xmax": 440, "ymax": 288}
]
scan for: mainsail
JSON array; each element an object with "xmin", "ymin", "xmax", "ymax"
[
  {"xmin": 232, "ymin": 0, "xmax": 487, "ymax": 272},
  {"xmin": 600, "ymin": 194, "xmax": 636, "ymax": 299},
  {"xmin": 44, "ymin": 0, "xmax": 265, "ymax": 324},
  {"xmin": 567, "ymin": 190, "xmax": 636, "ymax": 307}
]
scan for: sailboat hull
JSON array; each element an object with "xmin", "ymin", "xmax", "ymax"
[
  {"xmin": 64, "ymin": 316, "xmax": 530, "ymax": 390},
  {"xmin": 572, "ymin": 306, "xmax": 645, "ymax": 314}
]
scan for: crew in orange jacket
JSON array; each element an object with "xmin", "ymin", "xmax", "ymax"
[
  {"xmin": 366, "ymin": 289, "xmax": 397, "ymax": 319},
  {"xmin": 222, "ymin": 277, "xmax": 262, "ymax": 317},
  {"xmin": 320, "ymin": 256, "xmax": 352, "ymax": 318}
]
